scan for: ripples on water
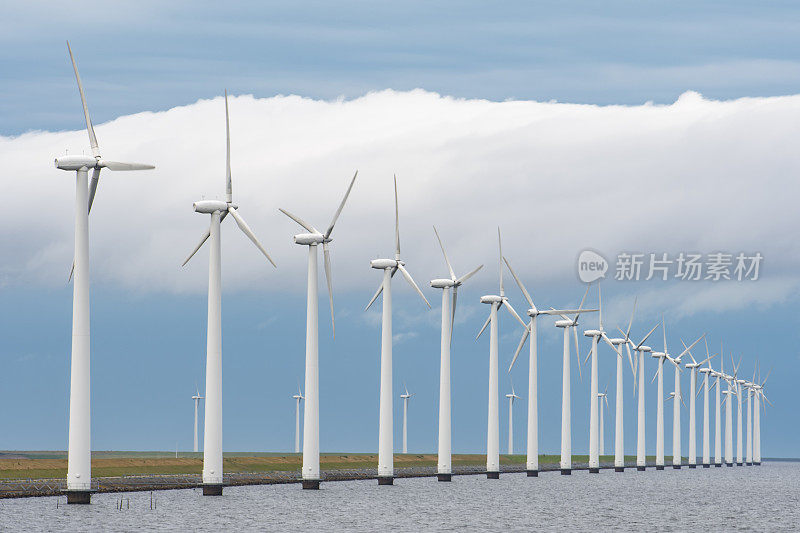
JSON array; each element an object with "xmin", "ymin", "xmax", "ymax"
[{"xmin": 1, "ymin": 462, "xmax": 797, "ymax": 532}]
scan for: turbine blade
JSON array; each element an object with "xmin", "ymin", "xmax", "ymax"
[
  {"xmin": 101, "ymin": 161, "xmax": 155, "ymax": 171},
  {"xmin": 502, "ymin": 256, "xmax": 534, "ymax": 309},
  {"xmin": 225, "ymin": 90, "xmax": 232, "ymax": 202},
  {"xmin": 476, "ymin": 313, "xmax": 492, "ymax": 340},
  {"xmin": 278, "ymin": 208, "xmax": 318, "ymax": 233},
  {"xmin": 228, "ymin": 207, "xmax": 277, "ymax": 267},
  {"xmin": 573, "ymin": 325, "xmax": 582, "ymax": 382},
  {"xmin": 397, "ymin": 264, "xmax": 430, "ymax": 308},
  {"xmin": 325, "ymin": 170, "xmax": 358, "ymax": 239},
  {"xmin": 677, "ymin": 334, "xmax": 706, "ymax": 360},
  {"xmin": 508, "ymin": 326, "xmax": 530, "ymax": 372},
  {"xmin": 182, "ymin": 228, "xmax": 211, "ymax": 267},
  {"xmin": 637, "ymin": 322, "xmax": 660, "ymax": 349},
  {"xmin": 323, "ymin": 243, "xmax": 335, "ymax": 339},
  {"xmin": 662, "ymin": 316, "xmax": 668, "ymax": 355},
  {"xmin": 584, "ymin": 345, "xmax": 593, "ymax": 366},
  {"xmin": 87, "ymin": 168, "xmax": 100, "ymax": 214},
  {"xmin": 501, "ymin": 300, "xmax": 527, "ymax": 329},
  {"xmin": 365, "ymin": 280, "xmax": 384, "ymax": 311},
  {"xmin": 625, "ymin": 343, "xmax": 634, "ymax": 375},
  {"xmin": 394, "ymin": 175, "xmax": 400, "ymax": 259},
  {"xmin": 67, "ymin": 41, "xmax": 100, "ymax": 157},
  {"xmin": 625, "ymin": 297, "xmax": 637, "ymax": 338},
  {"xmin": 498, "ymin": 228, "xmax": 504, "ymax": 296},
  {"xmin": 598, "ymin": 284, "xmax": 603, "ymax": 331},
  {"xmin": 433, "ymin": 226, "xmax": 456, "ymax": 280},
  {"xmin": 456, "ymin": 264, "xmax": 483, "ymax": 285}
]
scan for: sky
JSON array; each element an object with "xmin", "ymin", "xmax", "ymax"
[{"xmin": 1, "ymin": 1, "xmax": 798, "ymax": 458}]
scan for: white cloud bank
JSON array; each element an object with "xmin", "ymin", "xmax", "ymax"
[{"xmin": 2, "ymin": 89, "xmax": 799, "ymax": 316}]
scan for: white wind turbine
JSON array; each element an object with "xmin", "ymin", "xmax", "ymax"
[
  {"xmin": 400, "ymin": 383, "xmax": 413, "ymax": 454},
  {"xmin": 475, "ymin": 230, "xmax": 528, "ymax": 479},
  {"xmin": 54, "ymin": 42, "xmax": 155, "ymax": 505},
  {"xmin": 365, "ymin": 175, "xmax": 431, "ymax": 485},
  {"xmin": 649, "ymin": 321, "xmax": 668, "ymax": 470},
  {"xmin": 721, "ymin": 356, "xmax": 735, "ymax": 466},
  {"xmin": 279, "ymin": 170, "xmax": 358, "ymax": 489},
  {"xmin": 744, "ymin": 370, "xmax": 754, "ymax": 466},
  {"xmin": 292, "ymin": 385, "xmax": 304, "ymax": 454},
  {"xmin": 682, "ymin": 341, "xmax": 715, "ymax": 468},
  {"xmin": 711, "ymin": 353, "xmax": 723, "ymax": 466},
  {"xmin": 598, "ymin": 385, "xmax": 609, "ymax": 457},
  {"xmin": 697, "ymin": 339, "xmax": 717, "ymax": 467},
  {"xmin": 584, "ymin": 291, "xmax": 635, "ymax": 473},
  {"xmin": 665, "ymin": 333, "xmax": 705, "ymax": 469},
  {"xmin": 192, "ymin": 386, "xmax": 204, "ymax": 453},
  {"xmin": 505, "ymin": 378, "xmax": 522, "ymax": 455},
  {"xmin": 551, "ymin": 285, "xmax": 595, "ymax": 475},
  {"xmin": 182, "ymin": 92, "xmax": 276, "ymax": 496},
  {"xmin": 503, "ymin": 256, "xmax": 587, "ymax": 477},
  {"xmin": 730, "ymin": 355, "xmax": 744, "ymax": 466},
  {"xmin": 429, "ymin": 227, "xmax": 482, "ymax": 481},
  {"xmin": 622, "ymin": 319, "xmax": 660, "ymax": 471},
  {"xmin": 753, "ymin": 368, "xmax": 771, "ymax": 465}
]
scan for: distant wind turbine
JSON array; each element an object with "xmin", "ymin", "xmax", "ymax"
[
  {"xmin": 192, "ymin": 386, "xmax": 204, "ymax": 453},
  {"xmin": 292, "ymin": 385, "xmax": 304, "ymax": 454},
  {"xmin": 505, "ymin": 378, "xmax": 522, "ymax": 455},
  {"xmin": 622, "ymin": 319, "xmax": 659, "ymax": 471},
  {"xmin": 400, "ymin": 383, "xmax": 413, "ymax": 454},
  {"xmin": 182, "ymin": 92, "xmax": 276, "ymax": 496},
  {"xmin": 365, "ymin": 175, "xmax": 430, "ymax": 485},
  {"xmin": 55, "ymin": 41, "xmax": 155, "ymax": 505},
  {"xmin": 683, "ymin": 338, "xmax": 714, "ymax": 467},
  {"xmin": 598, "ymin": 386, "xmax": 609, "ymax": 457}
]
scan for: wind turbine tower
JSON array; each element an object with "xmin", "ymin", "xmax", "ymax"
[
  {"xmin": 293, "ymin": 386, "xmax": 304, "ymax": 454},
  {"xmin": 401, "ymin": 383, "xmax": 413, "ymax": 454},
  {"xmin": 505, "ymin": 379, "xmax": 521, "ymax": 455},
  {"xmin": 55, "ymin": 42, "xmax": 155, "ymax": 504}
]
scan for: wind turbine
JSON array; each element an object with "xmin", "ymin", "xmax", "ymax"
[
  {"xmin": 551, "ymin": 284, "xmax": 595, "ymax": 475},
  {"xmin": 54, "ymin": 42, "xmax": 155, "ymax": 505},
  {"xmin": 721, "ymin": 356, "xmax": 734, "ymax": 466},
  {"xmin": 365, "ymin": 175, "xmax": 430, "ymax": 485},
  {"xmin": 622, "ymin": 319, "xmax": 659, "ymax": 471},
  {"xmin": 192, "ymin": 386, "xmax": 204, "ymax": 453},
  {"xmin": 182, "ymin": 92, "xmax": 276, "ymax": 496},
  {"xmin": 650, "ymin": 320, "xmax": 668, "ymax": 470},
  {"xmin": 697, "ymin": 339, "xmax": 717, "ymax": 467},
  {"xmin": 503, "ymin": 255, "xmax": 586, "ymax": 477},
  {"xmin": 505, "ymin": 378, "xmax": 522, "ymax": 455},
  {"xmin": 683, "ymin": 340, "xmax": 714, "ymax": 468},
  {"xmin": 279, "ymin": 170, "xmax": 358, "ymax": 489},
  {"xmin": 430, "ymin": 227, "xmax": 482, "ymax": 481},
  {"xmin": 585, "ymin": 292, "xmax": 635, "ymax": 473},
  {"xmin": 475, "ymin": 230, "xmax": 527, "ymax": 479},
  {"xmin": 753, "ymin": 368, "xmax": 770, "ymax": 465},
  {"xmin": 666, "ymin": 333, "xmax": 705, "ymax": 469},
  {"xmin": 744, "ymin": 371, "xmax": 754, "ymax": 466},
  {"xmin": 712, "ymin": 346, "xmax": 724, "ymax": 466},
  {"xmin": 400, "ymin": 383, "xmax": 413, "ymax": 454},
  {"xmin": 292, "ymin": 385, "xmax": 304, "ymax": 454},
  {"xmin": 731, "ymin": 355, "xmax": 744, "ymax": 466},
  {"xmin": 598, "ymin": 385, "xmax": 609, "ymax": 457}
]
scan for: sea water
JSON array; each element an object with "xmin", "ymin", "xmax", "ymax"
[{"xmin": 0, "ymin": 462, "xmax": 797, "ymax": 532}]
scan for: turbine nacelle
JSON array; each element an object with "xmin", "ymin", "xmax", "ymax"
[
  {"xmin": 555, "ymin": 319, "xmax": 574, "ymax": 328},
  {"xmin": 293, "ymin": 232, "xmax": 326, "ymax": 245},
  {"xmin": 609, "ymin": 338, "xmax": 626, "ymax": 345},
  {"xmin": 480, "ymin": 294, "xmax": 503, "ymax": 304},
  {"xmin": 583, "ymin": 329, "xmax": 602, "ymax": 337},
  {"xmin": 194, "ymin": 200, "xmax": 231, "ymax": 214},
  {"xmin": 651, "ymin": 351, "xmax": 666, "ymax": 358},
  {"xmin": 54, "ymin": 154, "xmax": 97, "ymax": 171},
  {"xmin": 430, "ymin": 278, "xmax": 456, "ymax": 289},
  {"xmin": 637, "ymin": 345, "xmax": 652, "ymax": 353},
  {"xmin": 371, "ymin": 258, "xmax": 400, "ymax": 270}
]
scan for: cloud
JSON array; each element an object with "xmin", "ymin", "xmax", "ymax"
[{"xmin": 2, "ymin": 89, "xmax": 798, "ymax": 320}]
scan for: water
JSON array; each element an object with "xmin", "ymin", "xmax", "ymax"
[{"xmin": 1, "ymin": 463, "xmax": 797, "ymax": 532}]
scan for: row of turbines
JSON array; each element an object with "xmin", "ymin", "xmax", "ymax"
[{"xmin": 54, "ymin": 43, "xmax": 771, "ymax": 504}]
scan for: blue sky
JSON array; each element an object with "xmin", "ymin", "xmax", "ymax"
[{"xmin": 0, "ymin": 1, "xmax": 798, "ymax": 457}]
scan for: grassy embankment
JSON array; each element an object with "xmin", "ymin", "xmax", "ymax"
[{"xmin": 0, "ymin": 452, "xmax": 669, "ymax": 480}]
